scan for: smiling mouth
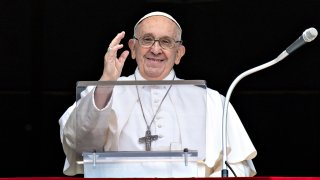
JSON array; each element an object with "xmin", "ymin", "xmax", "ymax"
[{"xmin": 147, "ymin": 57, "xmax": 164, "ymax": 62}]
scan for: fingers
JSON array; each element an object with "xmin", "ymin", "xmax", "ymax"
[
  {"xmin": 118, "ymin": 50, "xmax": 130, "ymax": 64},
  {"xmin": 106, "ymin": 31, "xmax": 127, "ymax": 58},
  {"xmin": 108, "ymin": 31, "xmax": 125, "ymax": 49},
  {"xmin": 101, "ymin": 31, "xmax": 129, "ymax": 81},
  {"xmin": 106, "ymin": 44, "xmax": 124, "ymax": 59}
]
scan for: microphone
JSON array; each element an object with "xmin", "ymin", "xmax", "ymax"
[
  {"xmin": 286, "ymin": 27, "xmax": 318, "ymax": 54},
  {"xmin": 221, "ymin": 27, "xmax": 318, "ymax": 177}
]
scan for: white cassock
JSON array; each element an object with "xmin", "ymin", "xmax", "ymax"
[{"xmin": 59, "ymin": 69, "xmax": 257, "ymax": 177}]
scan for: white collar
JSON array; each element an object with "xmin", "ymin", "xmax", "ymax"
[{"xmin": 134, "ymin": 68, "xmax": 176, "ymax": 81}]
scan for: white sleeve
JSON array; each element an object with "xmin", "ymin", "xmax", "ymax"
[
  {"xmin": 58, "ymin": 86, "xmax": 95, "ymax": 142},
  {"xmin": 209, "ymin": 160, "xmax": 256, "ymax": 177},
  {"xmin": 58, "ymin": 86, "xmax": 114, "ymax": 175},
  {"xmin": 205, "ymin": 88, "xmax": 257, "ymax": 177}
]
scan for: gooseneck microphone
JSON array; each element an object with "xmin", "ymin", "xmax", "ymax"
[
  {"xmin": 221, "ymin": 27, "xmax": 318, "ymax": 177},
  {"xmin": 286, "ymin": 27, "xmax": 318, "ymax": 54}
]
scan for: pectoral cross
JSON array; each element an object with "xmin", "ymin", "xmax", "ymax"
[{"xmin": 139, "ymin": 129, "xmax": 158, "ymax": 151}]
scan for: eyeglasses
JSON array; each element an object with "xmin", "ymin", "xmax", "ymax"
[{"xmin": 133, "ymin": 35, "xmax": 183, "ymax": 49}]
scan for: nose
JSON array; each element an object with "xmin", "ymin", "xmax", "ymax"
[{"xmin": 150, "ymin": 40, "xmax": 163, "ymax": 54}]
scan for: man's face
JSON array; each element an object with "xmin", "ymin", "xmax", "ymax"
[{"xmin": 129, "ymin": 16, "xmax": 185, "ymax": 80}]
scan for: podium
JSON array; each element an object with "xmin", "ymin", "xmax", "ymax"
[
  {"xmin": 75, "ymin": 80, "xmax": 207, "ymax": 178},
  {"xmin": 82, "ymin": 150, "xmax": 200, "ymax": 178}
]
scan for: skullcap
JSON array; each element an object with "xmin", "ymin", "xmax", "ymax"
[{"xmin": 134, "ymin": 11, "xmax": 182, "ymax": 32}]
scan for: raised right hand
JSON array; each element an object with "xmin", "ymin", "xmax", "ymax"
[{"xmin": 100, "ymin": 31, "xmax": 129, "ymax": 81}]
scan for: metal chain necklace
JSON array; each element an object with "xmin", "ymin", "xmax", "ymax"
[{"xmin": 134, "ymin": 73, "xmax": 175, "ymax": 151}]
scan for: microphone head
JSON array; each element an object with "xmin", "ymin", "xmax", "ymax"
[{"xmin": 302, "ymin": 27, "xmax": 318, "ymax": 42}]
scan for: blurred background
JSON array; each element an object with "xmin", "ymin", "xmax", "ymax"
[{"xmin": 0, "ymin": 0, "xmax": 319, "ymax": 177}]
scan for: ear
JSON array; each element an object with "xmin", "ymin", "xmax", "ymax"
[
  {"xmin": 128, "ymin": 39, "xmax": 136, "ymax": 59},
  {"xmin": 174, "ymin": 45, "xmax": 185, "ymax": 65}
]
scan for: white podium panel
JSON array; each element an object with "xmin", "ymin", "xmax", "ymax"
[{"xmin": 82, "ymin": 151, "xmax": 200, "ymax": 178}]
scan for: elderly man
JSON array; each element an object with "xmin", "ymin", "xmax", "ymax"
[{"xmin": 59, "ymin": 11, "xmax": 257, "ymax": 177}]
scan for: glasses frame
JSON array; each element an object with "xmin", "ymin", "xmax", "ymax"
[{"xmin": 133, "ymin": 36, "xmax": 183, "ymax": 49}]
